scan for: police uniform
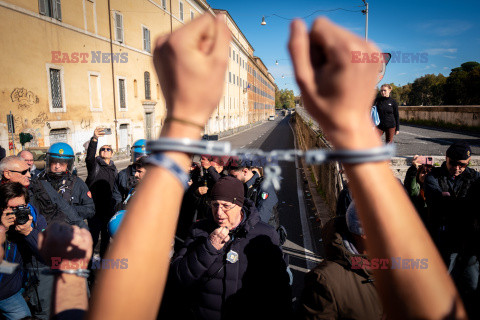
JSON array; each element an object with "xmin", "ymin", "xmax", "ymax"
[{"xmin": 245, "ymin": 171, "xmax": 279, "ymax": 228}]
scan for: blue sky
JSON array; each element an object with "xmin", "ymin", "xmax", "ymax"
[{"xmin": 208, "ymin": 0, "xmax": 480, "ymax": 95}]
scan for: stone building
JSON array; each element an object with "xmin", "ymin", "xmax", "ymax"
[{"xmin": 0, "ymin": 0, "xmax": 275, "ymax": 156}]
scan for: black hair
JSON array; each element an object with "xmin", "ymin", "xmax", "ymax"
[{"xmin": 0, "ymin": 182, "xmax": 29, "ymax": 211}]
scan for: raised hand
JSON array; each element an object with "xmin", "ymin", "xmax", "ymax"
[
  {"xmin": 209, "ymin": 226, "xmax": 230, "ymax": 250},
  {"xmin": 154, "ymin": 14, "xmax": 231, "ymax": 128},
  {"xmin": 288, "ymin": 18, "xmax": 382, "ymax": 150}
]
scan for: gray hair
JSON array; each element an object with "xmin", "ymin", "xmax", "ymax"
[{"xmin": 0, "ymin": 156, "xmax": 25, "ymax": 175}]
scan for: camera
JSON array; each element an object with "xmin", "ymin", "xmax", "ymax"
[{"xmin": 12, "ymin": 205, "xmax": 31, "ymax": 225}]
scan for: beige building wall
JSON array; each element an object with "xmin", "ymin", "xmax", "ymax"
[
  {"xmin": 0, "ymin": 2, "xmax": 273, "ymax": 155},
  {"xmin": 0, "ymin": 0, "xmax": 209, "ymax": 155}
]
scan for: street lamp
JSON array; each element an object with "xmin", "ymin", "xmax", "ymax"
[
  {"xmin": 275, "ymin": 59, "xmax": 288, "ymax": 65},
  {"xmin": 261, "ymin": 16, "xmax": 267, "ymax": 25},
  {"xmin": 361, "ymin": 0, "xmax": 368, "ymax": 41}
]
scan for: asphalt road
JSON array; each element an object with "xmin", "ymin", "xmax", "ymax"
[
  {"xmin": 221, "ymin": 115, "xmax": 322, "ymax": 306},
  {"xmin": 394, "ymin": 123, "xmax": 480, "ymax": 156}
]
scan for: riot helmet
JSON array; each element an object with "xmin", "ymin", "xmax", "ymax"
[
  {"xmin": 131, "ymin": 139, "xmax": 149, "ymax": 162},
  {"xmin": 46, "ymin": 142, "xmax": 75, "ymax": 174}
]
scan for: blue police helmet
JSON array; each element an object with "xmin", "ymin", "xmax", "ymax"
[
  {"xmin": 131, "ymin": 139, "xmax": 149, "ymax": 162},
  {"xmin": 46, "ymin": 142, "xmax": 75, "ymax": 173},
  {"xmin": 108, "ymin": 210, "xmax": 126, "ymax": 237}
]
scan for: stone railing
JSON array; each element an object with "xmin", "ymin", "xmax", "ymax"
[{"xmin": 399, "ymin": 106, "xmax": 480, "ymax": 129}]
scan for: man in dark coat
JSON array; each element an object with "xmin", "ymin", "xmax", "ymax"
[
  {"xmin": 300, "ymin": 203, "xmax": 383, "ymax": 319},
  {"xmin": 170, "ymin": 176, "xmax": 291, "ymax": 320},
  {"xmin": 424, "ymin": 141, "xmax": 480, "ymax": 318},
  {"xmin": 85, "ymin": 127, "xmax": 117, "ymax": 257}
]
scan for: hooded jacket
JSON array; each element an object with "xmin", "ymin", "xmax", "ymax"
[
  {"xmin": 171, "ymin": 199, "xmax": 291, "ymax": 320},
  {"xmin": 300, "ymin": 216, "xmax": 383, "ymax": 320}
]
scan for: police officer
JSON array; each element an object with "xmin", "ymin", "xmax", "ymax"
[
  {"xmin": 227, "ymin": 158, "xmax": 279, "ymax": 227},
  {"xmin": 30, "ymin": 143, "xmax": 94, "ymax": 228},
  {"xmin": 112, "ymin": 139, "xmax": 149, "ymax": 209}
]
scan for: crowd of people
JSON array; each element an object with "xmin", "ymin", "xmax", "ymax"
[{"xmin": 0, "ymin": 12, "xmax": 478, "ymax": 320}]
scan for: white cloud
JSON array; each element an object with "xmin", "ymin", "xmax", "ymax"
[
  {"xmin": 443, "ymin": 67, "xmax": 450, "ymax": 70},
  {"xmin": 424, "ymin": 48, "xmax": 458, "ymax": 55},
  {"xmin": 398, "ymin": 72, "xmax": 407, "ymax": 75},
  {"xmin": 416, "ymin": 20, "xmax": 473, "ymax": 36},
  {"xmin": 443, "ymin": 55, "xmax": 457, "ymax": 59}
]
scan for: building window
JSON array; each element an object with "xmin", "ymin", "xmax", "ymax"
[
  {"xmin": 118, "ymin": 77, "xmax": 127, "ymax": 110},
  {"xmin": 229, "ymin": 72, "xmax": 231, "ymax": 83},
  {"xmin": 143, "ymin": 26, "xmax": 151, "ymax": 52},
  {"xmin": 237, "ymin": 76, "xmax": 239, "ymax": 86},
  {"xmin": 233, "ymin": 74, "xmax": 235, "ymax": 85},
  {"xmin": 179, "ymin": 1, "xmax": 184, "ymax": 21},
  {"xmin": 114, "ymin": 12, "xmax": 124, "ymax": 43},
  {"xmin": 191, "ymin": 10, "xmax": 194, "ymax": 20},
  {"xmin": 39, "ymin": 0, "xmax": 62, "ymax": 21},
  {"xmin": 144, "ymin": 71, "xmax": 151, "ymax": 100},
  {"xmin": 88, "ymin": 72, "xmax": 102, "ymax": 111},
  {"xmin": 49, "ymin": 68, "xmax": 63, "ymax": 110},
  {"xmin": 134, "ymin": 79, "xmax": 138, "ymax": 97},
  {"xmin": 162, "ymin": 0, "xmax": 166, "ymax": 9}
]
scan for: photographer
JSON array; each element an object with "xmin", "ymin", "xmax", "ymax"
[
  {"xmin": 0, "ymin": 182, "xmax": 47, "ymax": 319},
  {"xmin": 403, "ymin": 155, "xmax": 433, "ymax": 223}
]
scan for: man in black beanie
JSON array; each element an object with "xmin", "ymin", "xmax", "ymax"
[
  {"xmin": 424, "ymin": 141, "xmax": 480, "ymax": 318},
  {"xmin": 168, "ymin": 175, "xmax": 292, "ymax": 320}
]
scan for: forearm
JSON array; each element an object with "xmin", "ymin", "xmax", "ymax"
[
  {"xmin": 88, "ymin": 123, "xmax": 200, "ymax": 320},
  {"xmin": 52, "ymin": 274, "xmax": 88, "ymax": 315},
  {"xmin": 345, "ymin": 158, "xmax": 464, "ymax": 319}
]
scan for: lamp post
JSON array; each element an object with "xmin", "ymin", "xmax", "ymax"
[
  {"xmin": 275, "ymin": 59, "xmax": 289, "ymax": 65},
  {"xmin": 362, "ymin": 0, "xmax": 368, "ymax": 41}
]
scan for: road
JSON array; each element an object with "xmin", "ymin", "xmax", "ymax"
[
  {"xmin": 296, "ymin": 106, "xmax": 480, "ymax": 156},
  {"xmin": 221, "ymin": 115, "xmax": 322, "ymax": 305}
]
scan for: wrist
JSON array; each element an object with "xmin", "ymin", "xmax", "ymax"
[
  {"xmin": 161, "ymin": 121, "xmax": 203, "ymax": 140},
  {"xmin": 0, "ymin": 224, "xmax": 7, "ymax": 233}
]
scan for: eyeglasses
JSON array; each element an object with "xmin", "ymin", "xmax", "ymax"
[
  {"xmin": 100, "ymin": 148, "xmax": 112, "ymax": 152},
  {"xmin": 449, "ymin": 160, "xmax": 468, "ymax": 168},
  {"xmin": 209, "ymin": 201, "xmax": 237, "ymax": 212},
  {"xmin": 8, "ymin": 169, "xmax": 30, "ymax": 175}
]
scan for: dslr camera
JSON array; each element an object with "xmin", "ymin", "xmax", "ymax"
[{"xmin": 10, "ymin": 205, "xmax": 31, "ymax": 225}]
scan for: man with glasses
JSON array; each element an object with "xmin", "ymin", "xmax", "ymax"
[
  {"xmin": 18, "ymin": 150, "xmax": 42, "ymax": 179},
  {"xmin": 0, "ymin": 156, "xmax": 31, "ymax": 187},
  {"xmin": 86, "ymin": 127, "xmax": 118, "ymax": 258},
  {"xmin": 424, "ymin": 141, "xmax": 480, "ymax": 317},
  {"xmin": 169, "ymin": 176, "xmax": 291, "ymax": 320}
]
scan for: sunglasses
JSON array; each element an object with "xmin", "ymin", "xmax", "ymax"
[
  {"xmin": 449, "ymin": 160, "xmax": 468, "ymax": 168},
  {"xmin": 8, "ymin": 169, "xmax": 30, "ymax": 175},
  {"xmin": 100, "ymin": 148, "xmax": 112, "ymax": 152}
]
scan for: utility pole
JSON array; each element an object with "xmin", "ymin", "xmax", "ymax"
[{"xmin": 362, "ymin": 0, "xmax": 368, "ymax": 41}]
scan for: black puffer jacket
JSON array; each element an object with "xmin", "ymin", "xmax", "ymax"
[
  {"xmin": 171, "ymin": 199, "xmax": 291, "ymax": 320},
  {"xmin": 85, "ymin": 137, "xmax": 117, "ymax": 217}
]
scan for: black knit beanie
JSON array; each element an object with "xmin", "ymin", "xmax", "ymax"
[{"xmin": 211, "ymin": 176, "xmax": 245, "ymax": 207}]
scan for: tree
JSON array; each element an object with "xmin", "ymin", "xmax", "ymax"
[{"xmin": 275, "ymin": 89, "xmax": 295, "ymax": 109}]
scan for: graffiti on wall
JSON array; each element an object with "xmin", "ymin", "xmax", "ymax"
[
  {"xmin": 31, "ymin": 112, "xmax": 48, "ymax": 125},
  {"xmin": 10, "ymin": 88, "xmax": 39, "ymax": 110},
  {"xmin": 81, "ymin": 118, "xmax": 91, "ymax": 129}
]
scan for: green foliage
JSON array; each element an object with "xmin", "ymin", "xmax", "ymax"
[
  {"xmin": 386, "ymin": 61, "xmax": 480, "ymax": 106},
  {"xmin": 275, "ymin": 89, "xmax": 295, "ymax": 109}
]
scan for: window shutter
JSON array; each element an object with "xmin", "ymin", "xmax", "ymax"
[
  {"xmin": 38, "ymin": 0, "xmax": 47, "ymax": 15},
  {"xmin": 53, "ymin": 0, "xmax": 62, "ymax": 20},
  {"xmin": 119, "ymin": 79, "xmax": 126, "ymax": 108},
  {"xmin": 143, "ymin": 28, "xmax": 150, "ymax": 52},
  {"xmin": 144, "ymin": 72, "xmax": 151, "ymax": 100},
  {"xmin": 115, "ymin": 13, "xmax": 123, "ymax": 43}
]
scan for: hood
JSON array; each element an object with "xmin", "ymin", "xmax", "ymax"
[
  {"xmin": 322, "ymin": 216, "xmax": 373, "ymax": 279},
  {"xmin": 96, "ymin": 156, "xmax": 116, "ymax": 169}
]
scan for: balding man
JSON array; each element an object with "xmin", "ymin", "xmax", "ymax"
[
  {"xmin": 18, "ymin": 150, "xmax": 41, "ymax": 178},
  {"xmin": 0, "ymin": 156, "xmax": 31, "ymax": 187}
]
